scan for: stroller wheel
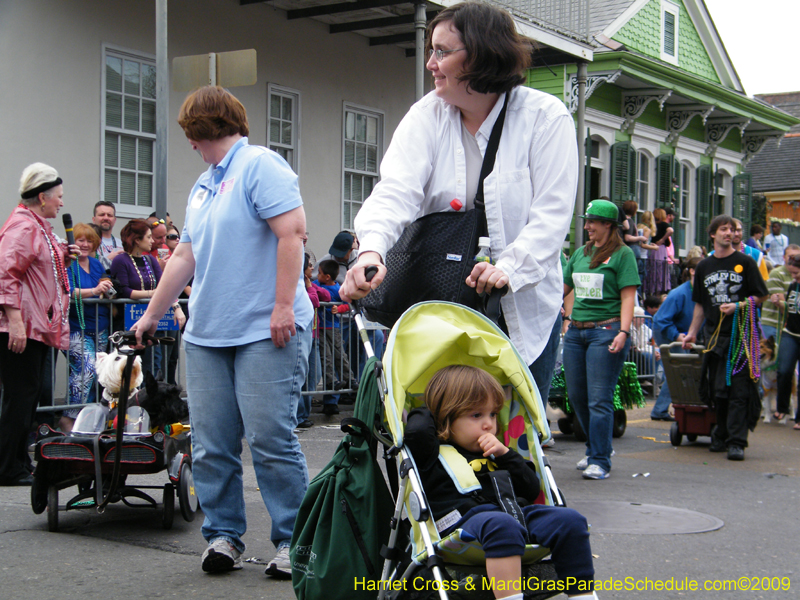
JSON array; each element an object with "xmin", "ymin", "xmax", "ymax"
[
  {"xmin": 178, "ymin": 462, "xmax": 198, "ymax": 522},
  {"xmin": 47, "ymin": 486, "xmax": 59, "ymax": 532},
  {"xmin": 612, "ymin": 410, "xmax": 627, "ymax": 438},
  {"xmin": 162, "ymin": 484, "xmax": 175, "ymax": 530},
  {"xmin": 556, "ymin": 417, "xmax": 573, "ymax": 435}
]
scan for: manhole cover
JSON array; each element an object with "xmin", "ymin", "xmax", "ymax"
[{"xmin": 568, "ymin": 500, "xmax": 724, "ymax": 534}]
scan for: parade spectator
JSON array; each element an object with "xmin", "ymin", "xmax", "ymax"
[
  {"xmin": 732, "ymin": 219, "xmax": 768, "ymax": 281},
  {"xmin": 149, "ymin": 210, "xmax": 173, "ymax": 230},
  {"xmin": 684, "ymin": 216, "xmax": 768, "ymax": 461},
  {"xmin": 297, "ymin": 252, "xmax": 330, "ymax": 429},
  {"xmin": 164, "ymin": 224, "xmax": 188, "ymax": 386},
  {"xmin": 650, "ymin": 258, "xmax": 701, "ymax": 421},
  {"xmin": 315, "ymin": 259, "xmax": 355, "ymax": 415},
  {"xmin": 131, "ymin": 85, "xmax": 313, "ymax": 577},
  {"xmin": 638, "ymin": 211, "xmax": 658, "ymax": 297},
  {"xmin": 111, "ymin": 219, "xmax": 163, "ymax": 300},
  {"xmin": 146, "ymin": 216, "xmax": 170, "ymax": 271},
  {"xmin": 764, "ymin": 221, "xmax": 789, "ymax": 266},
  {"xmin": 773, "ymin": 253, "xmax": 800, "ymax": 427},
  {"xmin": 761, "ymin": 244, "xmax": 800, "ymax": 341},
  {"xmin": 62, "ymin": 223, "xmax": 113, "ymax": 432},
  {"xmin": 0, "ymin": 163, "xmax": 75, "ymax": 486},
  {"xmin": 563, "ymin": 200, "xmax": 640, "ymax": 480},
  {"xmin": 301, "ymin": 230, "xmax": 316, "ymax": 267},
  {"xmin": 746, "ymin": 224, "xmax": 764, "ymax": 250},
  {"xmin": 622, "ymin": 201, "xmax": 647, "ymax": 287},
  {"xmin": 648, "ymin": 208, "xmax": 673, "ymax": 295},
  {"xmin": 92, "ymin": 200, "xmax": 123, "ymax": 269},
  {"xmin": 342, "ymin": 2, "xmax": 578, "ymax": 409},
  {"xmin": 686, "ymin": 245, "xmax": 706, "ymax": 261},
  {"xmin": 319, "ymin": 231, "xmax": 355, "ymax": 285}
]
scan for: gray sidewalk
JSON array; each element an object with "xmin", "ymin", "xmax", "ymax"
[{"xmin": 0, "ymin": 402, "xmax": 797, "ymax": 599}]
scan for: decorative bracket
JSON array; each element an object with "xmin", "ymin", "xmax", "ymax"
[
  {"xmin": 705, "ymin": 117, "xmax": 751, "ymax": 156},
  {"xmin": 741, "ymin": 132, "xmax": 784, "ymax": 164},
  {"xmin": 567, "ymin": 70, "xmax": 622, "ymax": 114},
  {"xmin": 665, "ymin": 104, "xmax": 715, "ymax": 145},
  {"xmin": 620, "ymin": 89, "xmax": 672, "ymax": 132}
]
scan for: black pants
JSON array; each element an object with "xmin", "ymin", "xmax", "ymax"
[
  {"xmin": 706, "ymin": 352, "xmax": 754, "ymax": 448},
  {"xmin": 0, "ymin": 335, "xmax": 49, "ymax": 482}
]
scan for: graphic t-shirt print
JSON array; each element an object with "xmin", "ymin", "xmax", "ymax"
[
  {"xmin": 573, "ymin": 272, "xmax": 604, "ymax": 299},
  {"xmin": 702, "ymin": 269, "xmax": 744, "ymax": 305}
]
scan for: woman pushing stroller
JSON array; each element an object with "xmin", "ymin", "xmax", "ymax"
[{"xmin": 405, "ymin": 365, "xmax": 598, "ymax": 599}]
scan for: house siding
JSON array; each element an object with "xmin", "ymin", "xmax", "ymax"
[{"xmin": 527, "ymin": 66, "xmax": 566, "ymax": 102}]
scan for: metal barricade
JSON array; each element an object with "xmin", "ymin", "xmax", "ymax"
[{"xmin": 627, "ymin": 313, "xmax": 660, "ymax": 398}]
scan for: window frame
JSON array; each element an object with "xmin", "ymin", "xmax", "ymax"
[
  {"xmin": 100, "ymin": 44, "xmax": 157, "ymax": 219},
  {"xmin": 267, "ymin": 83, "xmax": 301, "ymax": 174},
  {"xmin": 678, "ymin": 162, "xmax": 693, "ymax": 254},
  {"xmin": 341, "ymin": 102, "xmax": 384, "ymax": 231},
  {"xmin": 660, "ymin": 0, "xmax": 680, "ymax": 66},
  {"xmin": 636, "ymin": 149, "xmax": 651, "ymax": 211}
]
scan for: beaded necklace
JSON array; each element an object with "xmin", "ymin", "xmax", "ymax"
[
  {"xmin": 18, "ymin": 204, "xmax": 70, "ymax": 327},
  {"xmin": 725, "ymin": 297, "xmax": 760, "ymax": 385},
  {"xmin": 69, "ymin": 262, "xmax": 85, "ymax": 331},
  {"xmin": 128, "ymin": 253, "xmax": 156, "ymax": 290}
]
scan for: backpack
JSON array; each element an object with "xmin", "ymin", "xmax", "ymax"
[{"xmin": 291, "ymin": 356, "xmax": 394, "ymax": 600}]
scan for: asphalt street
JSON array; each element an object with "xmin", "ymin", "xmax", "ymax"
[{"xmin": 1, "ymin": 402, "xmax": 797, "ymax": 599}]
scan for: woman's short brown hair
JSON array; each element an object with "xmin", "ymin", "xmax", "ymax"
[
  {"xmin": 119, "ymin": 219, "xmax": 151, "ymax": 254},
  {"xmin": 73, "ymin": 223, "xmax": 101, "ymax": 253},
  {"xmin": 425, "ymin": 2, "xmax": 533, "ymax": 95},
  {"xmin": 622, "ymin": 200, "xmax": 638, "ymax": 217},
  {"xmin": 653, "ymin": 208, "xmax": 667, "ymax": 223},
  {"xmin": 423, "ymin": 365, "xmax": 505, "ymax": 442},
  {"xmin": 178, "ymin": 86, "xmax": 249, "ymax": 141}
]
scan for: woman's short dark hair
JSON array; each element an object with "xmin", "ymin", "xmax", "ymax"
[
  {"xmin": 425, "ymin": 2, "xmax": 533, "ymax": 95},
  {"xmin": 120, "ymin": 219, "xmax": 151, "ymax": 254},
  {"xmin": 178, "ymin": 86, "xmax": 249, "ymax": 141}
]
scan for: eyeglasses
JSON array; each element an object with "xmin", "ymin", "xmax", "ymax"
[
  {"xmin": 427, "ymin": 47, "xmax": 465, "ymax": 62},
  {"xmin": 166, "ymin": 234, "xmax": 180, "ymax": 240}
]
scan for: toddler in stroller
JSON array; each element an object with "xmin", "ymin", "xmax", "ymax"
[{"xmin": 405, "ymin": 365, "xmax": 597, "ymax": 599}]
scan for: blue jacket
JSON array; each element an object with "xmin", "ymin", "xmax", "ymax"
[{"xmin": 652, "ymin": 281, "xmax": 694, "ymax": 345}]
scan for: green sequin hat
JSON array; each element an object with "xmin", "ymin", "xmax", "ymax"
[{"xmin": 580, "ymin": 199, "xmax": 621, "ymax": 224}]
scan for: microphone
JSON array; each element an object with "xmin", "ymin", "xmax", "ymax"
[{"xmin": 62, "ymin": 213, "xmax": 78, "ymax": 258}]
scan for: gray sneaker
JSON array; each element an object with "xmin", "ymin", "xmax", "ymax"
[
  {"xmin": 577, "ymin": 450, "xmax": 614, "ymax": 470},
  {"xmin": 582, "ymin": 464, "xmax": 610, "ymax": 480},
  {"xmin": 265, "ymin": 545, "xmax": 292, "ymax": 579},
  {"xmin": 202, "ymin": 539, "xmax": 243, "ymax": 573}
]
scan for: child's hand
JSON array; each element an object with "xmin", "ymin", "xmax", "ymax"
[{"xmin": 478, "ymin": 433, "xmax": 508, "ymax": 458}]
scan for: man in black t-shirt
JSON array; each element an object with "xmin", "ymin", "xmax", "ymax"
[{"xmin": 684, "ymin": 215, "xmax": 768, "ymax": 461}]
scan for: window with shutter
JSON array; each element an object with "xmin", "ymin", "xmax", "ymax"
[
  {"xmin": 656, "ymin": 154, "xmax": 675, "ymax": 209},
  {"xmin": 696, "ymin": 165, "xmax": 712, "ymax": 247},
  {"xmin": 610, "ymin": 142, "xmax": 635, "ymax": 204},
  {"xmin": 732, "ymin": 173, "xmax": 753, "ymax": 238},
  {"xmin": 102, "ymin": 47, "xmax": 156, "ymax": 214},
  {"xmin": 342, "ymin": 105, "xmax": 383, "ymax": 230},
  {"xmin": 661, "ymin": 1, "xmax": 680, "ymax": 65}
]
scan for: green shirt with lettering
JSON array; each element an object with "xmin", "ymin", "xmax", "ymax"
[{"xmin": 564, "ymin": 244, "xmax": 641, "ymax": 322}]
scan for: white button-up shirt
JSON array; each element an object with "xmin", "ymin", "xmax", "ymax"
[{"xmin": 355, "ymin": 87, "xmax": 578, "ymax": 364}]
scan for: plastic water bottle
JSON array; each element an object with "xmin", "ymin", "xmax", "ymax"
[{"xmin": 475, "ymin": 236, "xmax": 493, "ymax": 264}]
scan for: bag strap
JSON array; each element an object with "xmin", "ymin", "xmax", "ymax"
[
  {"xmin": 474, "ymin": 92, "xmax": 510, "ymax": 238},
  {"xmin": 488, "ymin": 470, "xmax": 531, "ymax": 543}
]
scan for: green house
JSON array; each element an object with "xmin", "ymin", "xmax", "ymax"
[{"xmin": 526, "ymin": 0, "xmax": 798, "ymax": 253}]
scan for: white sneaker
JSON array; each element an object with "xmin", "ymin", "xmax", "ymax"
[
  {"xmin": 577, "ymin": 450, "xmax": 614, "ymax": 471},
  {"xmin": 582, "ymin": 464, "xmax": 610, "ymax": 480},
  {"xmin": 265, "ymin": 545, "xmax": 292, "ymax": 579},
  {"xmin": 542, "ymin": 438, "xmax": 555, "ymax": 448},
  {"xmin": 202, "ymin": 539, "xmax": 243, "ymax": 573}
]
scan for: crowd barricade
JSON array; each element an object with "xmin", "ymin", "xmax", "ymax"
[
  {"xmin": 626, "ymin": 313, "xmax": 660, "ymax": 398},
  {"xmin": 36, "ymin": 297, "xmax": 187, "ymax": 419},
  {"xmin": 306, "ymin": 302, "xmax": 388, "ymax": 398}
]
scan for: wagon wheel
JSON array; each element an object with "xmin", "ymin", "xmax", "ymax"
[
  {"xmin": 557, "ymin": 417, "xmax": 573, "ymax": 435},
  {"xmin": 572, "ymin": 415, "xmax": 587, "ymax": 442},
  {"xmin": 612, "ymin": 410, "xmax": 627, "ymax": 438},
  {"xmin": 686, "ymin": 434, "xmax": 698, "ymax": 442},
  {"xmin": 47, "ymin": 486, "xmax": 59, "ymax": 532},
  {"xmin": 178, "ymin": 462, "xmax": 198, "ymax": 522},
  {"xmin": 162, "ymin": 484, "xmax": 175, "ymax": 530},
  {"xmin": 31, "ymin": 472, "xmax": 48, "ymax": 515},
  {"xmin": 669, "ymin": 421, "xmax": 683, "ymax": 447}
]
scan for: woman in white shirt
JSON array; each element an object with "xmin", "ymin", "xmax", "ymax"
[{"xmin": 342, "ymin": 2, "xmax": 578, "ymax": 391}]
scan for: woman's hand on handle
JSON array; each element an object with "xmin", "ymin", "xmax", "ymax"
[
  {"xmin": 130, "ymin": 314, "xmax": 159, "ymax": 349},
  {"xmin": 341, "ymin": 251, "xmax": 385, "ymax": 302}
]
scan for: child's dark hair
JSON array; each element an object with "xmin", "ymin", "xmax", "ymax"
[
  {"xmin": 317, "ymin": 259, "xmax": 339, "ymax": 280},
  {"xmin": 643, "ymin": 295, "xmax": 663, "ymax": 311},
  {"xmin": 423, "ymin": 365, "xmax": 505, "ymax": 442}
]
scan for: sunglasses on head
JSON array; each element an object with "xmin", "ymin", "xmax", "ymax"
[
  {"xmin": 166, "ymin": 234, "xmax": 180, "ymax": 240},
  {"xmin": 149, "ymin": 218, "xmax": 166, "ymax": 228}
]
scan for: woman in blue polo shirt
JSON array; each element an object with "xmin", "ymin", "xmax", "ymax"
[
  {"xmin": 563, "ymin": 199, "xmax": 640, "ymax": 480},
  {"xmin": 131, "ymin": 86, "xmax": 312, "ymax": 577}
]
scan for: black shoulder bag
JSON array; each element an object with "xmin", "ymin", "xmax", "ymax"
[{"xmin": 361, "ymin": 94, "xmax": 509, "ymax": 328}]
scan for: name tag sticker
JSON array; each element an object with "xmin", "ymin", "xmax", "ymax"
[
  {"xmin": 573, "ymin": 272, "xmax": 605, "ymax": 299},
  {"xmin": 446, "ymin": 254, "xmax": 463, "ymax": 262},
  {"xmin": 218, "ymin": 177, "xmax": 236, "ymax": 195},
  {"xmin": 190, "ymin": 189, "xmax": 208, "ymax": 209}
]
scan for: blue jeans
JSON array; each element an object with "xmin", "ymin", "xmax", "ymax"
[
  {"xmin": 563, "ymin": 322, "xmax": 631, "ymax": 472},
  {"xmin": 528, "ymin": 314, "xmax": 563, "ymax": 402},
  {"xmin": 777, "ymin": 333, "xmax": 800, "ymax": 417},
  {"xmin": 184, "ymin": 324, "xmax": 311, "ymax": 552}
]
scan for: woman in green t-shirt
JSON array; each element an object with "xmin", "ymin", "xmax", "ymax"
[{"xmin": 562, "ymin": 200, "xmax": 641, "ymax": 480}]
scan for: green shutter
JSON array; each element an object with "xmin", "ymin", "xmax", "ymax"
[
  {"xmin": 696, "ymin": 165, "xmax": 712, "ymax": 247},
  {"xmin": 656, "ymin": 154, "xmax": 675, "ymax": 209},
  {"xmin": 584, "ymin": 134, "xmax": 593, "ymax": 206},
  {"xmin": 732, "ymin": 173, "xmax": 753, "ymax": 239},
  {"xmin": 610, "ymin": 141, "xmax": 635, "ymax": 204}
]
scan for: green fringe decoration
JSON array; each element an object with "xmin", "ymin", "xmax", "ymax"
[{"xmin": 549, "ymin": 362, "xmax": 646, "ymax": 415}]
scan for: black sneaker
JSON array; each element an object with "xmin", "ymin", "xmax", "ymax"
[
  {"xmin": 321, "ymin": 404, "xmax": 340, "ymax": 415},
  {"xmin": 727, "ymin": 445, "xmax": 745, "ymax": 461},
  {"xmin": 708, "ymin": 441, "xmax": 726, "ymax": 452},
  {"xmin": 296, "ymin": 419, "xmax": 313, "ymax": 429}
]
